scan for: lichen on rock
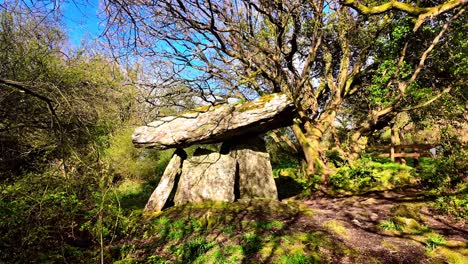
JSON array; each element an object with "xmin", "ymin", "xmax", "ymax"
[{"xmin": 132, "ymin": 93, "xmax": 296, "ymax": 149}]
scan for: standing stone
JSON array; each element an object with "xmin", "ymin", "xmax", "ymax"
[
  {"xmin": 174, "ymin": 148, "xmax": 236, "ymax": 205},
  {"xmin": 145, "ymin": 149, "xmax": 186, "ymax": 212},
  {"xmin": 228, "ymin": 136, "xmax": 278, "ymax": 200}
]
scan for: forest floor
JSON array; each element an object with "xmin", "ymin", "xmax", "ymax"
[
  {"xmin": 112, "ymin": 187, "xmax": 467, "ymax": 264},
  {"xmin": 299, "ymin": 188, "xmax": 467, "ymax": 263}
]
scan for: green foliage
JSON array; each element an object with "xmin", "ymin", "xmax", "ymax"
[
  {"xmin": 105, "ymin": 128, "xmax": 173, "ymax": 181},
  {"xmin": 420, "ymin": 150, "xmax": 467, "ymax": 190},
  {"xmin": 326, "ymin": 149, "xmax": 346, "ymax": 167},
  {"xmin": 0, "ymin": 170, "xmax": 89, "ymax": 262},
  {"xmin": 254, "ymin": 220, "xmax": 285, "ymax": 229},
  {"xmin": 241, "ymin": 233, "xmax": 263, "ymax": 255},
  {"xmin": 425, "ymin": 235, "xmax": 446, "ymax": 252},
  {"xmin": 146, "ymin": 255, "xmax": 167, "ymax": 264},
  {"xmin": 170, "ymin": 236, "xmax": 216, "ymax": 263},
  {"xmin": 435, "ymin": 194, "xmax": 468, "ymax": 220},
  {"xmin": 329, "ymin": 158, "xmax": 415, "ymax": 192},
  {"xmin": 280, "ymin": 254, "xmax": 318, "ymax": 264},
  {"xmin": 0, "ymin": 8, "xmax": 137, "ymax": 180},
  {"xmin": 418, "ymin": 134, "xmax": 467, "ymax": 220},
  {"xmin": 379, "ymin": 220, "xmax": 403, "ymax": 231},
  {"xmin": 0, "ymin": 9, "xmax": 144, "ymax": 263}
]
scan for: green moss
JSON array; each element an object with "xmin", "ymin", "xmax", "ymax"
[
  {"xmin": 182, "ymin": 104, "xmax": 217, "ymax": 115},
  {"xmin": 430, "ymin": 247, "xmax": 468, "ymax": 264},
  {"xmin": 381, "ymin": 240, "xmax": 400, "ymax": 251},
  {"xmin": 391, "ymin": 203, "xmax": 421, "ymax": 218},
  {"xmin": 323, "ymin": 220, "xmax": 349, "ymax": 237},
  {"xmin": 236, "ymin": 93, "xmax": 278, "ymax": 112}
]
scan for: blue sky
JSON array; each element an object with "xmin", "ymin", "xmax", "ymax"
[{"xmin": 62, "ymin": 0, "xmax": 101, "ymax": 46}]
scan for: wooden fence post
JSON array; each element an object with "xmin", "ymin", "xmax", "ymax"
[{"xmin": 390, "ymin": 126, "xmax": 396, "ymax": 162}]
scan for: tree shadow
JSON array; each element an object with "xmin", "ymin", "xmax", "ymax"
[
  {"xmin": 274, "ymin": 176, "xmax": 304, "ymax": 200},
  {"xmin": 118, "ymin": 181, "xmax": 155, "ymax": 211}
]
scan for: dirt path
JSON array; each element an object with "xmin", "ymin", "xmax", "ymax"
[
  {"xmin": 296, "ymin": 189, "xmax": 467, "ymax": 263},
  {"xmin": 114, "ymin": 189, "xmax": 467, "ymax": 263}
]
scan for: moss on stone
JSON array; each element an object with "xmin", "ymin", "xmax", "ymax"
[
  {"xmin": 236, "ymin": 93, "xmax": 278, "ymax": 112},
  {"xmin": 391, "ymin": 204, "xmax": 422, "ymax": 221}
]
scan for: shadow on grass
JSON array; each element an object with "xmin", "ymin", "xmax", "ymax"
[
  {"xmin": 117, "ymin": 180, "xmax": 157, "ymax": 211},
  {"xmin": 108, "ymin": 199, "xmax": 353, "ymax": 263}
]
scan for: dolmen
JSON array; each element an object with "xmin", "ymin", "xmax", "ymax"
[{"xmin": 132, "ymin": 93, "xmax": 296, "ymax": 212}]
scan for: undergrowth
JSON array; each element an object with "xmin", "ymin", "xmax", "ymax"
[
  {"xmin": 108, "ymin": 200, "xmax": 346, "ymax": 263},
  {"xmin": 329, "ymin": 158, "xmax": 415, "ymax": 193}
]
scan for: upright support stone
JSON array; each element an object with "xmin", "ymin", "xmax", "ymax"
[
  {"xmin": 145, "ymin": 149, "xmax": 186, "ymax": 212},
  {"xmin": 174, "ymin": 148, "xmax": 236, "ymax": 205},
  {"xmin": 227, "ymin": 136, "xmax": 278, "ymax": 200}
]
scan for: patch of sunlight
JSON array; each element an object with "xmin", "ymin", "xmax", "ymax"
[
  {"xmin": 429, "ymin": 246, "xmax": 468, "ymax": 264},
  {"xmin": 381, "ymin": 240, "xmax": 400, "ymax": 252},
  {"xmin": 323, "ymin": 220, "xmax": 349, "ymax": 238},
  {"xmin": 259, "ymin": 232, "xmax": 326, "ymax": 263},
  {"xmin": 390, "ymin": 204, "xmax": 424, "ymax": 221},
  {"xmin": 361, "ymin": 197, "xmax": 378, "ymax": 205}
]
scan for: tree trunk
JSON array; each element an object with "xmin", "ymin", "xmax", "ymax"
[
  {"xmin": 292, "ymin": 123, "xmax": 326, "ymax": 177},
  {"xmin": 291, "ymin": 110, "xmax": 336, "ymax": 183}
]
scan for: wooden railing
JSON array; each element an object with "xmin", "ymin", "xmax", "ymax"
[{"xmin": 367, "ymin": 144, "xmax": 436, "ymax": 167}]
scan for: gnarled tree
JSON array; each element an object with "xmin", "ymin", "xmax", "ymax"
[{"xmin": 103, "ymin": 0, "xmax": 466, "ymax": 180}]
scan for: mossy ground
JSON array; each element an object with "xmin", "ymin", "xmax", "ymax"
[
  {"xmin": 105, "ymin": 157, "xmax": 467, "ymax": 264},
  {"xmin": 106, "ymin": 189, "xmax": 467, "ymax": 264},
  {"xmin": 108, "ymin": 200, "xmax": 355, "ymax": 263}
]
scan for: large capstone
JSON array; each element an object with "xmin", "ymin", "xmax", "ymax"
[
  {"xmin": 174, "ymin": 148, "xmax": 236, "ymax": 205},
  {"xmin": 144, "ymin": 149, "xmax": 186, "ymax": 212},
  {"xmin": 132, "ymin": 93, "xmax": 296, "ymax": 149},
  {"xmin": 226, "ymin": 137, "xmax": 278, "ymax": 199}
]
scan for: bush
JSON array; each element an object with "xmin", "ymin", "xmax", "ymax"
[
  {"xmin": 420, "ymin": 149, "xmax": 467, "ymax": 190},
  {"xmin": 105, "ymin": 128, "xmax": 174, "ymax": 182},
  {"xmin": 434, "ymin": 193, "xmax": 468, "ymax": 220},
  {"xmin": 0, "ymin": 158, "xmax": 144, "ymax": 263},
  {"xmin": 0, "ymin": 171, "xmax": 91, "ymax": 262},
  {"xmin": 419, "ymin": 144, "xmax": 467, "ymax": 220},
  {"xmin": 329, "ymin": 158, "xmax": 415, "ymax": 192}
]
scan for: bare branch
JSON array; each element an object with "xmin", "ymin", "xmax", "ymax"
[{"xmin": 342, "ymin": 0, "xmax": 468, "ymax": 31}]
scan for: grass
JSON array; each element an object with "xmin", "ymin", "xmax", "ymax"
[
  {"xmin": 280, "ymin": 253, "xmax": 319, "ymax": 264},
  {"xmin": 115, "ymin": 179, "xmax": 155, "ymax": 211},
  {"xmin": 108, "ymin": 200, "xmax": 347, "ymax": 263},
  {"xmin": 107, "ymin": 156, "xmax": 467, "ymax": 264},
  {"xmin": 329, "ymin": 158, "xmax": 416, "ymax": 194},
  {"xmin": 379, "ymin": 219, "xmax": 403, "ymax": 231},
  {"xmin": 425, "ymin": 235, "xmax": 446, "ymax": 252}
]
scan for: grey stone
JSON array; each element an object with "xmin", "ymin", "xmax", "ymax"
[
  {"xmin": 132, "ymin": 93, "xmax": 296, "ymax": 149},
  {"xmin": 174, "ymin": 149, "xmax": 236, "ymax": 205},
  {"xmin": 227, "ymin": 137, "xmax": 278, "ymax": 200},
  {"xmin": 144, "ymin": 149, "xmax": 186, "ymax": 212}
]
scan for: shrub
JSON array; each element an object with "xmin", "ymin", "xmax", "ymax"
[
  {"xmin": 434, "ymin": 193, "xmax": 468, "ymax": 220},
  {"xmin": 329, "ymin": 158, "xmax": 415, "ymax": 192},
  {"xmin": 420, "ymin": 149, "xmax": 467, "ymax": 189},
  {"xmin": 0, "ymin": 171, "xmax": 91, "ymax": 262},
  {"xmin": 104, "ymin": 128, "xmax": 174, "ymax": 182}
]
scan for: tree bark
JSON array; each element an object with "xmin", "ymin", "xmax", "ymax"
[{"xmin": 291, "ymin": 109, "xmax": 336, "ymax": 183}]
